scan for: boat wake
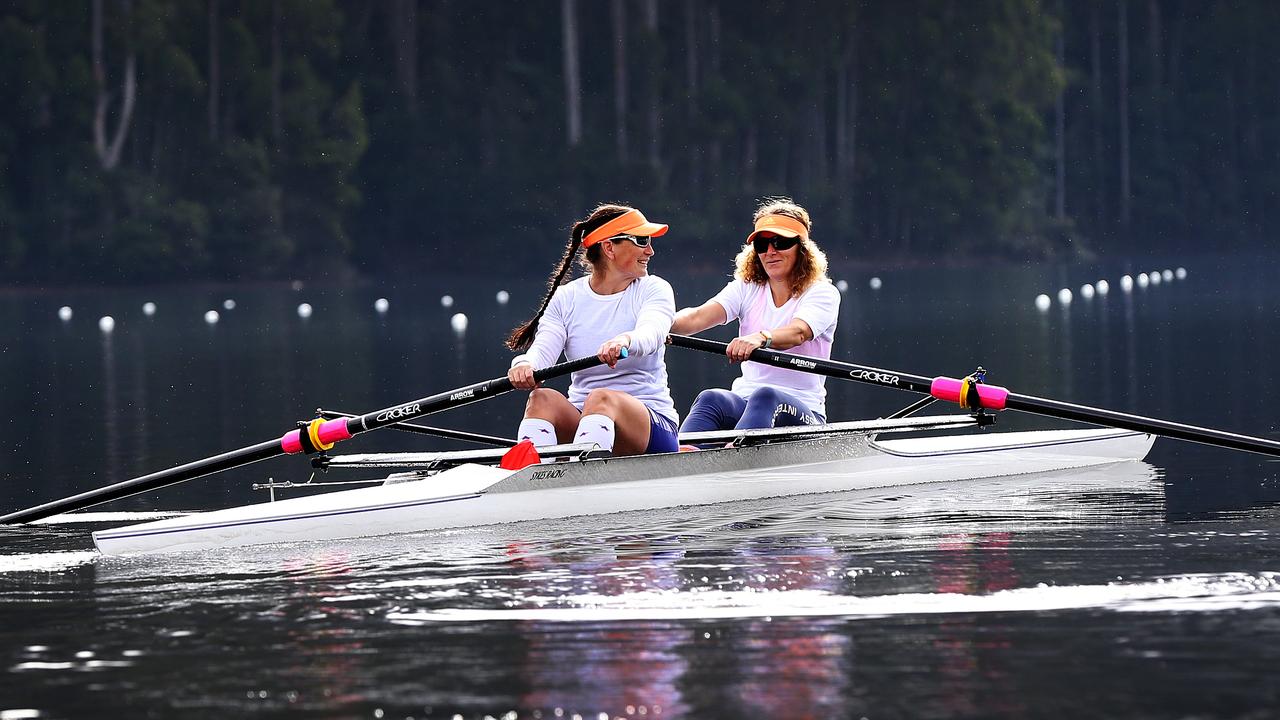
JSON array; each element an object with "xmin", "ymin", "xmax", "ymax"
[
  {"xmin": 386, "ymin": 571, "xmax": 1280, "ymax": 624},
  {"xmin": 31, "ymin": 511, "xmax": 189, "ymax": 525},
  {"xmin": 0, "ymin": 551, "xmax": 99, "ymax": 573}
]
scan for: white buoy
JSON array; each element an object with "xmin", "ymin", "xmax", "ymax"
[
  {"xmin": 869, "ymin": 277, "xmax": 883, "ymax": 290},
  {"xmin": 1057, "ymin": 288, "xmax": 1073, "ymax": 305},
  {"xmin": 1120, "ymin": 275, "xmax": 1134, "ymax": 292},
  {"xmin": 496, "ymin": 290, "xmax": 510, "ymax": 304},
  {"xmin": 1096, "ymin": 280, "xmax": 1110, "ymax": 296},
  {"xmin": 440, "ymin": 295, "xmax": 454, "ymax": 308},
  {"xmin": 1149, "ymin": 271, "xmax": 1162, "ymax": 286},
  {"xmin": 1137, "ymin": 273, "xmax": 1150, "ymax": 288},
  {"xmin": 98, "ymin": 316, "xmax": 115, "ymax": 333},
  {"xmin": 297, "ymin": 303, "xmax": 313, "ymax": 318},
  {"xmin": 374, "ymin": 298, "xmax": 390, "ymax": 313},
  {"xmin": 1034, "ymin": 294, "xmax": 1051, "ymax": 311},
  {"xmin": 450, "ymin": 312, "xmax": 468, "ymax": 332},
  {"xmin": 142, "ymin": 302, "xmax": 157, "ymax": 316},
  {"xmin": 1161, "ymin": 269, "xmax": 1173, "ymax": 282},
  {"xmin": 223, "ymin": 299, "xmax": 236, "ymax": 310},
  {"xmin": 1080, "ymin": 283, "xmax": 1095, "ymax": 299},
  {"xmin": 57, "ymin": 306, "xmax": 73, "ymax": 322},
  {"xmin": 1175, "ymin": 267, "xmax": 1187, "ymax": 280},
  {"xmin": 204, "ymin": 310, "xmax": 219, "ymax": 324},
  {"xmin": 834, "ymin": 279, "xmax": 849, "ymax": 293}
]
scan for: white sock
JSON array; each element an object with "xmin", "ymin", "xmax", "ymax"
[
  {"xmin": 516, "ymin": 418, "xmax": 557, "ymax": 447},
  {"xmin": 574, "ymin": 414, "xmax": 616, "ymax": 451}
]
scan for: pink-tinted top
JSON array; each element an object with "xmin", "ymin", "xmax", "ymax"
[{"xmin": 710, "ymin": 279, "xmax": 840, "ymax": 417}]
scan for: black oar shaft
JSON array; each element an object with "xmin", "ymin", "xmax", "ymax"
[
  {"xmin": 668, "ymin": 333, "xmax": 936, "ymax": 393},
  {"xmin": 0, "ymin": 439, "xmax": 282, "ymax": 525},
  {"xmin": 1005, "ymin": 393, "xmax": 1280, "ymax": 457},
  {"xmin": 667, "ymin": 333, "xmax": 1280, "ymax": 459},
  {"xmin": 1, "ymin": 355, "xmax": 601, "ymax": 525},
  {"xmin": 318, "ymin": 410, "xmax": 516, "ymax": 447}
]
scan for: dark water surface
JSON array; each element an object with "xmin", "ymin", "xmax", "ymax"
[{"xmin": 2, "ymin": 255, "xmax": 1279, "ymax": 718}]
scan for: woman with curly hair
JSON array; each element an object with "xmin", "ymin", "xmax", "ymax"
[{"xmin": 670, "ymin": 198, "xmax": 840, "ymax": 432}]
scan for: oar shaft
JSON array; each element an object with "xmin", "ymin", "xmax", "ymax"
[
  {"xmin": 667, "ymin": 333, "xmax": 1280, "ymax": 459},
  {"xmin": 0, "ymin": 439, "xmax": 282, "ymax": 525},
  {"xmin": 317, "ymin": 410, "xmax": 516, "ymax": 447},
  {"xmin": 2, "ymin": 354, "xmax": 602, "ymax": 525},
  {"xmin": 667, "ymin": 333, "xmax": 937, "ymax": 393},
  {"xmin": 1005, "ymin": 393, "xmax": 1280, "ymax": 457}
]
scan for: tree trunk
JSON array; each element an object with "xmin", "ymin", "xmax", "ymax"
[
  {"xmin": 835, "ymin": 40, "xmax": 856, "ymax": 185},
  {"xmin": 809, "ymin": 69, "xmax": 827, "ymax": 192},
  {"xmin": 707, "ymin": 3, "xmax": 721, "ymax": 194},
  {"xmin": 391, "ymin": 0, "xmax": 418, "ymax": 111},
  {"xmin": 562, "ymin": 0, "xmax": 582, "ymax": 147},
  {"xmin": 1054, "ymin": 0, "xmax": 1066, "ymax": 221},
  {"xmin": 209, "ymin": 0, "xmax": 220, "ymax": 141},
  {"xmin": 684, "ymin": 3, "xmax": 700, "ymax": 199},
  {"xmin": 1147, "ymin": 0, "xmax": 1162, "ymax": 88},
  {"xmin": 1118, "ymin": 0, "xmax": 1131, "ymax": 231},
  {"xmin": 611, "ymin": 0, "xmax": 628, "ymax": 163},
  {"xmin": 643, "ymin": 0, "xmax": 661, "ymax": 171},
  {"xmin": 1090, "ymin": 0, "xmax": 1106, "ymax": 234},
  {"xmin": 271, "ymin": 0, "xmax": 282, "ymax": 143},
  {"xmin": 92, "ymin": 0, "xmax": 137, "ymax": 172},
  {"xmin": 684, "ymin": 3, "xmax": 698, "ymax": 119}
]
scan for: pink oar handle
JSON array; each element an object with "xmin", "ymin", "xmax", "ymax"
[
  {"xmin": 280, "ymin": 418, "xmax": 353, "ymax": 454},
  {"xmin": 930, "ymin": 376, "xmax": 1009, "ymax": 410}
]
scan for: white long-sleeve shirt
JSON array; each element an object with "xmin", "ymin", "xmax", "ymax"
[{"xmin": 512, "ymin": 275, "xmax": 678, "ymax": 423}]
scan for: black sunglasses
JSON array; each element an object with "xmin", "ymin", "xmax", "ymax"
[
  {"xmin": 610, "ymin": 234, "xmax": 652, "ymax": 248},
  {"xmin": 752, "ymin": 235, "xmax": 800, "ymax": 254}
]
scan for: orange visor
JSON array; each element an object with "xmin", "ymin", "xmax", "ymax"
[
  {"xmin": 746, "ymin": 214, "xmax": 808, "ymax": 244},
  {"xmin": 582, "ymin": 209, "xmax": 670, "ymax": 248}
]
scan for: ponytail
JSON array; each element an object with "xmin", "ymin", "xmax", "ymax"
[
  {"xmin": 505, "ymin": 204, "xmax": 632, "ymax": 351},
  {"xmin": 505, "ymin": 230, "xmax": 585, "ymax": 351}
]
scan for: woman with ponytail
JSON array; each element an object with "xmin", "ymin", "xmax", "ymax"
[{"xmin": 506, "ymin": 204, "xmax": 679, "ymax": 456}]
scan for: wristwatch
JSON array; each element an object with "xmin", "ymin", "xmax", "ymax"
[{"xmin": 758, "ymin": 329, "xmax": 773, "ymax": 349}]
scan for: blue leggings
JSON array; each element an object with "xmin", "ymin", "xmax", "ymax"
[{"xmin": 679, "ymin": 387, "xmax": 825, "ymax": 433}]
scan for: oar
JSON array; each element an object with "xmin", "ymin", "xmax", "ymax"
[
  {"xmin": 667, "ymin": 333, "xmax": 1280, "ymax": 458},
  {"xmin": 0, "ymin": 355, "xmax": 602, "ymax": 524},
  {"xmin": 317, "ymin": 409, "xmax": 516, "ymax": 447}
]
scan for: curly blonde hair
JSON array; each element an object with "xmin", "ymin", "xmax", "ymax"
[{"xmin": 733, "ymin": 197, "xmax": 829, "ymax": 297}]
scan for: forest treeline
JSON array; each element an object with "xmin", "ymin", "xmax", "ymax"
[{"xmin": 0, "ymin": 0, "xmax": 1275, "ymax": 283}]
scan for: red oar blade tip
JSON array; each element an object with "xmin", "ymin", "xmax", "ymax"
[
  {"xmin": 930, "ymin": 376, "xmax": 1009, "ymax": 411},
  {"xmin": 280, "ymin": 418, "xmax": 354, "ymax": 454}
]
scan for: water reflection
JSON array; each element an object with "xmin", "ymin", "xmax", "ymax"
[{"xmin": 13, "ymin": 455, "xmax": 1280, "ymax": 718}]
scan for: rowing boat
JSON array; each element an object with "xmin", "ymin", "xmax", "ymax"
[
  {"xmin": 92, "ymin": 416, "xmax": 1155, "ymax": 556},
  {"xmin": 10, "ymin": 335, "xmax": 1276, "ymax": 557}
]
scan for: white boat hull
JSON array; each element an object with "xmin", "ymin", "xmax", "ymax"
[{"xmin": 93, "ymin": 427, "xmax": 1155, "ymax": 556}]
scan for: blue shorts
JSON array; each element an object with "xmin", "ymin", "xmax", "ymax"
[{"xmin": 645, "ymin": 408, "xmax": 680, "ymax": 454}]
